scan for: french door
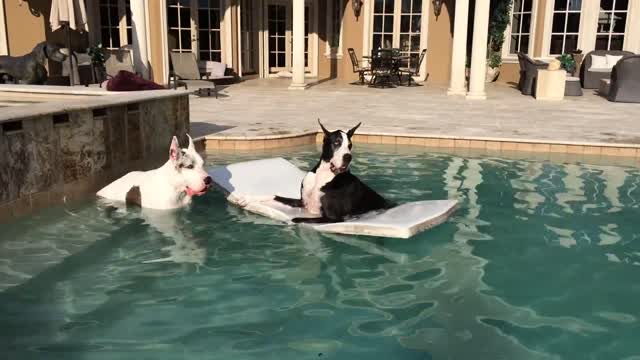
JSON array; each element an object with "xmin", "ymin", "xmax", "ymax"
[
  {"xmin": 167, "ymin": 0, "xmax": 223, "ymax": 62},
  {"xmin": 371, "ymin": 0, "xmax": 424, "ymax": 69},
  {"xmin": 265, "ymin": 0, "xmax": 311, "ymax": 74}
]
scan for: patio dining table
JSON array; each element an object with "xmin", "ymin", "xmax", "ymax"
[{"xmin": 364, "ymin": 49, "xmax": 410, "ymax": 87}]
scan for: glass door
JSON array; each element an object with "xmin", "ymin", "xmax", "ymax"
[
  {"xmin": 168, "ymin": 0, "xmax": 223, "ymax": 62},
  {"xmin": 267, "ymin": 3, "xmax": 290, "ymax": 73},
  {"xmin": 167, "ymin": 0, "xmax": 196, "ymax": 55},
  {"xmin": 372, "ymin": 0, "xmax": 423, "ymax": 69},
  {"xmin": 265, "ymin": 0, "xmax": 311, "ymax": 74}
]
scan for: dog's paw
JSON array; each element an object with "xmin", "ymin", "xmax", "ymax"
[{"xmin": 229, "ymin": 193, "xmax": 274, "ymax": 207}]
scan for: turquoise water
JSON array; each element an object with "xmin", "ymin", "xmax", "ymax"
[{"xmin": 1, "ymin": 145, "xmax": 640, "ymax": 360}]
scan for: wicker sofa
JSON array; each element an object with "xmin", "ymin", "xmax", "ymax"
[
  {"xmin": 607, "ymin": 55, "xmax": 640, "ymax": 103},
  {"xmin": 579, "ymin": 50, "xmax": 634, "ymax": 89}
]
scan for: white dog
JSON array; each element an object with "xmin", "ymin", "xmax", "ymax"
[{"xmin": 97, "ymin": 135, "xmax": 211, "ymax": 209}]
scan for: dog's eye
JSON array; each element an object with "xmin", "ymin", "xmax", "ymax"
[
  {"xmin": 334, "ymin": 140, "xmax": 341, "ymax": 146},
  {"xmin": 186, "ymin": 164, "xmax": 194, "ymax": 169}
]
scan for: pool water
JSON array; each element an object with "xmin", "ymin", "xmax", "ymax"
[{"xmin": 1, "ymin": 145, "xmax": 640, "ymax": 360}]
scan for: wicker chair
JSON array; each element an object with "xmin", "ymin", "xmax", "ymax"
[
  {"xmin": 517, "ymin": 52, "xmax": 548, "ymax": 95},
  {"xmin": 607, "ymin": 55, "xmax": 640, "ymax": 103}
]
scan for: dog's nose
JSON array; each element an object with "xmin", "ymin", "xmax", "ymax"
[
  {"xmin": 343, "ymin": 153, "xmax": 352, "ymax": 164},
  {"xmin": 204, "ymin": 176, "xmax": 212, "ymax": 185}
]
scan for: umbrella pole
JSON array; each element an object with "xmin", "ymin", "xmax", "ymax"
[{"xmin": 65, "ymin": 23, "xmax": 75, "ymax": 86}]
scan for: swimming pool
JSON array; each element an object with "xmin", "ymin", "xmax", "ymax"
[{"xmin": 1, "ymin": 145, "xmax": 639, "ymax": 359}]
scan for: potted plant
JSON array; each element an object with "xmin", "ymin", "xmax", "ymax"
[
  {"xmin": 486, "ymin": 51, "xmax": 502, "ymax": 82},
  {"xmin": 485, "ymin": 0, "xmax": 512, "ymax": 82},
  {"xmin": 88, "ymin": 43, "xmax": 106, "ymax": 83},
  {"xmin": 558, "ymin": 53, "xmax": 577, "ymax": 76}
]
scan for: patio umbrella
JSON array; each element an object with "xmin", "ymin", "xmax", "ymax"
[{"xmin": 49, "ymin": 0, "xmax": 89, "ymax": 86}]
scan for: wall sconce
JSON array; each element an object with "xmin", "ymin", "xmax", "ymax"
[
  {"xmin": 352, "ymin": 0, "xmax": 363, "ymax": 19},
  {"xmin": 432, "ymin": 0, "xmax": 444, "ymax": 19}
]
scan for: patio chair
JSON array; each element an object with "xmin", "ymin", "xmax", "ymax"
[
  {"xmin": 517, "ymin": 52, "xmax": 548, "ymax": 96},
  {"xmin": 61, "ymin": 51, "xmax": 93, "ymax": 86},
  {"xmin": 398, "ymin": 49, "xmax": 427, "ymax": 86},
  {"xmin": 348, "ymin": 48, "xmax": 370, "ymax": 85},
  {"xmin": 170, "ymin": 52, "xmax": 225, "ymax": 98},
  {"xmin": 369, "ymin": 49, "xmax": 396, "ymax": 88},
  {"xmin": 607, "ymin": 55, "xmax": 640, "ymax": 103},
  {"xmin": 579, "ymin": 50, "xmax": 634, "ymax": 89}
]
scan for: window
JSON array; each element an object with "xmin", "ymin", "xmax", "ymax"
[
  {"xmin": 372, "ymin": 0, "xmax": 424, "ymax": 69},
  {"xmin": 509, "ymin": 0, "xmax": 534, "ymax": 54},
  {"xmin": 99, "ymin": 0, "xmax": 131, "ymax": 49},
  {"xmin": 168, "ymin": 0, "xmax": 193, "ymax": 53},
  {"xmin": 197, "ymin": 0, "xmax": 222, "ymax": 62},
  {"xmin": 596, "ymin": 0, "xmax": 628, "ymax": 50},
  {"xmin": 549, "ymin": 0, "xmax": 582, "ymax": 55}
]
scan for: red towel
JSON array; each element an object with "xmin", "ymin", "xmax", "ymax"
[{"xmin": 106, "ymin": 70, "xmax": 166, "ymax": 91}]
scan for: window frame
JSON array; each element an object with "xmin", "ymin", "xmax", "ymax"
[
  {"xmin": 595, "ymin": 0, "xmax": 629, "ymax": 51},
  {"xmin": 97, "ymin": 0, "xmax": 132, "ymax": 50},
  {"xmin": 502, "ymin": 0, "xmax": 538, "ymax": 62}
]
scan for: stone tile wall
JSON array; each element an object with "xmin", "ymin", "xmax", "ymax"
[{"xmin": 0, "ymin": 94, "xmax": 190, "ymax": 223}]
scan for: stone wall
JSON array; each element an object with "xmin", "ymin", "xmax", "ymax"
[{"xmin": 0, "ymin": 94, "xmax": 190, "ymax": 222}]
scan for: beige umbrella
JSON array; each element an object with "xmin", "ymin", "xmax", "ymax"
[
  {"xmin": 49, "ymin": 0, "xmax": 89, "ymax": 85},
  {"xmin": 50, "ymin": 0, "xmax": 89, "ymax": 32}
]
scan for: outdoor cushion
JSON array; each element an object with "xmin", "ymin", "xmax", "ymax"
[
  {"xmin": 590, "ymin": 54, "xmax": 608, "ymax": 70},
  {"xmin": 202, "ymin": 61, "xmax": 228, "ymax": 78},
  {"xmin": 606, "ymin": 55, "xmax": 624, "ymax": 68},
  {"xmin": 588, "ymin": 68, "xmax": 613, "ymax": 73},
  {"xmin": 209, "ymin": 158, "xmax": 458, "ymax": 239}
]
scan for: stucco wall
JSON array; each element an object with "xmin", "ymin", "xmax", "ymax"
[
  {"xmin": 339, "ymin": 0, "xmax": 364, "ymax": 82},
  {"xmin": 425, "ymin": 0, "xmax": 454, "ymax": 84},
  {"xmin": 4, "ymin": 0, "xmax": 87, "ymax": 57},
  {"xmin": 497, "ymin": 62, "xmax": 520, "ymax": 84}
]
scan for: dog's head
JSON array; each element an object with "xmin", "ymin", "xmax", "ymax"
[
  {"xmin": 168, "ymin": 135, "xmax": 212, "ymax": 197},
  {"xmin": 318, "ymin": 119, "xmax": 361, "ymax": 174},
  {"xmin": 32, "ymin": 42, "xmax": 67, "ymax": 63}
]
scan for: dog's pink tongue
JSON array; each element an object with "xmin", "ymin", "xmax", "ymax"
[{"xmin": 186, "ymin": 187, "xmax": 206, "ymax": 197}]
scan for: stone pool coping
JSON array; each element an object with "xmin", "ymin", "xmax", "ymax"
[
  {"xmin": 0, "ymin": 85, "xmax": 190, "ymax": 123},
  {"xmin": 197, "ymin": 130, "xmax": 640, "ymax": 158}
]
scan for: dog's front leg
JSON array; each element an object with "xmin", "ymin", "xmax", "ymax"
[{"xmin": 228, "ymin": 193, "xmax": 275, "ymax": 208}]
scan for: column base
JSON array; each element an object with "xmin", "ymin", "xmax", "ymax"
[
  {"xmin": 465, "ymin": 91, "xmax": 487, "ymax": 100},
  {"xmin": 447, "ymin": 88, "xmax": 467, "ymax": 96},
  {"xmin": 288, "ymin": 82, "xmax": 309, "ymax": 90}
]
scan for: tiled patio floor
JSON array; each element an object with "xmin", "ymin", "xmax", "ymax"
[{"xmin": 190, "ymin": 78, "xmax": 640, "ymax": 145}]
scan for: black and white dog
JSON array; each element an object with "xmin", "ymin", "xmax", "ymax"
[{"xmin": 274, "ymin": 120, "xmax": 394, "ymax": 223}]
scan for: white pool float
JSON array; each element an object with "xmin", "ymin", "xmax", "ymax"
[{"xmin": 209, "ymin": 158, "xmax": 457, "ymax": 239}]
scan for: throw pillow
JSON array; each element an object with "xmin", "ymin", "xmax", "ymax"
[
  {"xmin": 606, "ymin": 54, "xmax": 624, "ymax": 68},
  {"xmin": 590, "ymin": 54, "xmax": 608, "ymax": 70}
]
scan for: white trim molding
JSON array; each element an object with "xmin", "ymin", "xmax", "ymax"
[
  {"xmin": 0, "ymin": 0, "xmax": 8, "ymax": 55},
  {"xmin": 160, "ymin": 0, "xmax": 170, "ymax": 84},
  {"xmin": 324, "ymin": 0, "xmax": 344, "ymax": 59},
  {"xmin": 223, "ymin": 0, "xmax": 234, "ymax": 66},
  {"xmin": 501, "ymin": 0, "xmax": 538, "ymax": 62}
]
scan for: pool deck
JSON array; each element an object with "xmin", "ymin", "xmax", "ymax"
[{"xmin": 190, "ymin": 79, "xmax": 640, "ymax": 154}]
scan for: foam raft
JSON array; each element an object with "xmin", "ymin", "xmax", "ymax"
[{"xmin": 209, "ymin": 158, "xmax": 457, "ymax": 239}]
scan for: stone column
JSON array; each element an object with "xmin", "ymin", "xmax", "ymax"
[
  {"xmin": 466, "ymin": 0, "xmax": 490, "ymax": 100},
  {"xmin": 130, "ymin": 0, "xmax": 150, "ymax": 79},
  {"xmin": 0, "ymin": 1, "xmax": 8, "ymax": 55},
  {"xmin": 289, "ymin": 0, "xmax": 308, "ymax": 90},
  {"xmin": 447, "ymin": 0, "xmax": 469, "ymax": 95}
]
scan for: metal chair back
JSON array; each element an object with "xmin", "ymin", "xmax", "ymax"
[
  {"xmin": 104, "ymin": 48, "xmax": 135, "ymax": 78},
  {"xmin": 170, "ymin": 52, "xmax": 202, "ymax": 80},
  {"xmin": 371, "ymin": 49, "xmax": 394, "ymax": 73},
  {"xmin": 348, "ymin": 48, "xmax": 360, "ymax": 72}
]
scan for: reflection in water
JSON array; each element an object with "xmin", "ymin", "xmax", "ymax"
[{"xmin": 1, "ymin": 147, "xmax": 640, "ymax": 359}]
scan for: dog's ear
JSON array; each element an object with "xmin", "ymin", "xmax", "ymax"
[
  {"xmin": 169, "ymin": 136, "xmax": 182, "ymax": 162},
  {"xmin": 318, "ymin": 119, "xmax": 331, "ymax": 137},
  {"xmin": 186, "ymin": 134, "xmax": 195, "ymax": 152},
  {"xmin": 347, "ymin": 122, "xmax": 361, "ymax": 139}
]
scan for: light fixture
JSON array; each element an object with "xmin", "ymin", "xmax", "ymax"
[
  {"xmin": 352, "ymin": 0, "xmax": 362, "ymax": 19},
  {"xmin": 432, "ymin": 0, "xmax": 444, "ymax": 19}
]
